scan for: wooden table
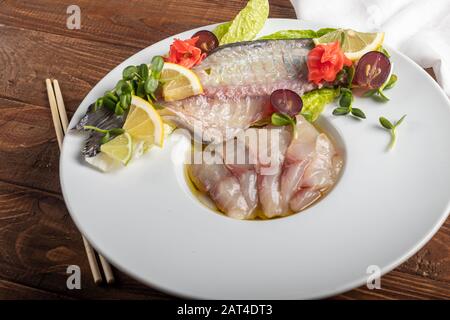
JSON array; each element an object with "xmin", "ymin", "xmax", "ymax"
[{"xmin": 0, "ymin": 0, "xmax": 448, "ymax": 300}]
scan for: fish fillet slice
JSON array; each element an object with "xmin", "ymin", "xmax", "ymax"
[{"xmin": 164, "ymin": 39, "xmax": 316, "ymax": 143}]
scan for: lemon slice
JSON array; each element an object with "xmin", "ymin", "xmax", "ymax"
[
  {"xmin": 314, "ymin": 29, "xmax": 384, "ymax": 61},
  {"xmin": 161, "ymin": 62, "xmax": 203, "ymax": 101},
  {"xmin": 100, "ymin": 132, "xmax": 133, "ymax": 165},
  {"xmin": 123, "ymin": 96, "xmax": 164, "ymax": 147}
]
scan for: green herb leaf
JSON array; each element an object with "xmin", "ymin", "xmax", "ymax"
[
  {"xmin": 332, "ymin": 107, "xmax": 350, "ymax": 116},
  {"xmin": 383, "ymin": 74, "xmax": 398, "ymax": 90},
  {"xmin": 123, "ymin": 66, "xmax": 138, "ymax": 81},
  {"xmin": 271, "ymin": 112, "xmax": 294, "ymax": 126},
  {"xmin": 379, "ymin": 46, "xmax": 391, "ymax": 58},
  {"xmin": 339, "ymin": 88, "xmax": 353, "ymax": 109},
  {"xmin": 376, "ymin": 89, "xmax": 390, "ymax": 102},
  {"xmin": 120, "ymin": 93, "xmax": 131, "ymax": 109},
  {"xmin": 316, "ymin": 28, "xmax": 337, "ymax": 37},
  {"xmin": 94, "ymin": 97, "xmax": 104, "ymax": 110},
  {"xmin": 379, "ymin": 115, "xmax": 406, "ymax": 150},
  {"xmin": 363, "ymin": 89, "xmax": 378, "ymax": 97},
  {"xmin": 109, "ymin": 128, "xmax": 125, "ymax": 135},
  {"xmin": 100, "ymin": 131, "xmax": 110, "ymax": 145},
  {"xmin": 151, "ymin": 56, "xmax": 164, "ymax": 74},
  {"xmin": 115, "ymin": 80, "xmax": 127, "ymax": 96},
  {"xmin": 259, "ymin": 29, "xmax": 317, "ymax": 40},
  {"xmin": 346, "ymin": 66, "xmax": 355, "ymax": 88},
  {"xmin": 115, "ymin": 101, "xmax": 124, "ymax": 115},
  {"xmin": 137, "ymin": 64, "xmax": 149, "ymax": 81},
  {"xmin": 395, "ymin": 114, "xmax": 407, "ymax": 127},
  {"xmin": 258, "ymin": 28, "xmax": 337, "ymax": 40},
  {"xmin": 104, "ymin": 91, "xmax": 118, "ymax": 102},
  {"xmin": 144, "ymin": 77, "xmax": 159, "ymax": 94},
  {"xmin": 379, "ymin": 117, "xmax": 394, "ymax": 129},
  {"xmin": 136, "ymin": 82, "xmax": 146, "ymax": 98},
  {"xmin": 351, "ymin": 108, "xmax": 366, "ymax": 119},
  {"xmin": 83, "ymin": 125, "xmax": 108, "ymax": 134},
  {"xmin": 102, "ymin": 97, "xmax": 116, "ymax": 111}
]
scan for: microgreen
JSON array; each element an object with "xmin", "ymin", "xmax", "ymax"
[
  {"xmin": 94, "ymin": 56, "xmax": 165, "ymax": 115},
  {"xmin": 379, "ymin": 114, "xmax": 406, "ymax": 150},
  {"xmin": 83, "ymin": 126, "xmax": 125, "ymax": 144},
  {"xmin": 336, "ymin": 66, "xmax": 355, "ymax": 88},
  {"xmin": 271, "ymin": 112, "xmax": 298, "ymax": 139},
  {"xmin": 378, "ymin": 46, "xmax": 391, "ymax": 58},
  {"xmin": 332, "ymin": 88, "xmax": 366, "ymax": 119}
]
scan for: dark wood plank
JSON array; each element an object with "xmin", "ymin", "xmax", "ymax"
[
  {"xmin": 0, "ymin": 0, "xmax": 296, "ymax": 49},
  {"xmin": 0, "ymin": 278, "xmax": 72, "ymax": 300},
  {"xmin": 0, "ymin": 181, "xmax": 171, "ymax": 299},
  {"xmin": 0, "ymin": 98, "xmax": 62, "ymax": 193},
  {"xmin": 397, "ymin": 220, "xmax": 450, "ymax": 282},
  {"xmin": 335, "ymin": 270, "xmax": 450, "ymax": 300},
  {"xmin": 0, "ymin": 24, "xmax": 134, "ymax": 113}
]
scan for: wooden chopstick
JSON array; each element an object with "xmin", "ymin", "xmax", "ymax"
[
  {"xmin": 46, "ymin": 79, "xmax": 115, "ymax": 285},
  {"xmin": 46, "ymin": 79, "xmax": 64, "ymax": 150},
  {"xmin": 81, "ymin": 236, "xmax": 103, "ymax": 285},
  {"xmin": 52, "ymin": 80, "xmax": 69, "ymax": 134}
]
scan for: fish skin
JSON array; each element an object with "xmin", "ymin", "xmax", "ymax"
[
  {"xmin": 194, "ymin": 39, "xmax": 315, "ymax": 98},
  {"xmin": 163, "ymin": 39, "xmax": 317, "ymax": 143},
  {"xmin": 74, "ymin": 104, "xmax": 127, "ymax": 157}
]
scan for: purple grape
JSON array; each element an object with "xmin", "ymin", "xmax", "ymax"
[
  {"xmin": 192, "ymin": 30, "xmax": 219, "ymax": 54},
  {"xmin": 270, "ymin": 89, "xmax": 303, "ymax": 116},
  {"xmin": 354, "ymin": 51, "xmax": 391, "ymax": 90}
]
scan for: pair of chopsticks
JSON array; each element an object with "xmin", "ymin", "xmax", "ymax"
[{"xmin": 46, "ymin": 79, "xmax": 115, "ymax": 285}]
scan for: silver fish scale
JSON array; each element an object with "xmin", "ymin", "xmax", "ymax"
[{"xmin": 194, "ymin": 39, "xmax": 313, "ymax": 96}]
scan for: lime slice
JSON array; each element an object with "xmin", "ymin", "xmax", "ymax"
[
  {"xmin": 100, "ymin": 132, "xmax": 133, "ymax": 165},
  {"xmin": 314, "ymin": 29, "xmax": 384, "ymax": 61},
  {"xmin": 160, "ymin": 62, "xmax": 203, "ymax": 102}
]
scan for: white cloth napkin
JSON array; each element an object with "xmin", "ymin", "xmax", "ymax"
[{"xmin": 290, "ymin": 0, "xmax": 450, "ymax": 97}]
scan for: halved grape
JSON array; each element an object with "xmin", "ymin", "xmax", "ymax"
[
  {"xmin": 354, "ymin": 51, "xmax": 391, "ymax": 90},
  {"xmin": 270, "ymin": 89, "xmax": 303, "ymax": 117},
  {"xmin": 192, "ymin": 30, "xmax": 219, "ymax": 54}
]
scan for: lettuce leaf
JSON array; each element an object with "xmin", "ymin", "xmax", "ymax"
[
  {"xmin": 218, "ymin": 0, "xmax": 269, "ymax": 45},
  {"xmin": 259, "ymin": 29, "xmax": 317, "ymax": 40},
  {"xmin": 259, "ymin": 28, "xmax": 337, "ymax": 40},
  {"xmin": 213, "ymin": 21, "xmax": 231, "ymax": 42},
  {"xmin": 301, "ymin": 88, "xmax": 340, "ymax": 122}
]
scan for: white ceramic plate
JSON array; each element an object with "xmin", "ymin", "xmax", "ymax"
[{"xmin": 60, "ymin": 19, "xmax": 450, "ymax": 299}]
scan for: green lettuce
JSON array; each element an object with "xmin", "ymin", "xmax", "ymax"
[
  {"xmin": 259, "ymin": 28, "xmax": 337, "ymax": 40},
  {"xmin": 214, "ymin": 0, "xmax": 269, "ymax": 45},
  {"xmin": 213, "ymin": 21, "xmax": 231, "ymax": 42},
  {"xmin": 301, "ymin": 88, "xmax": 340, "ymax": 122},
  {"xmin": 259, "ymin": 29, "xmax": 317, "ymax": 40}
]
